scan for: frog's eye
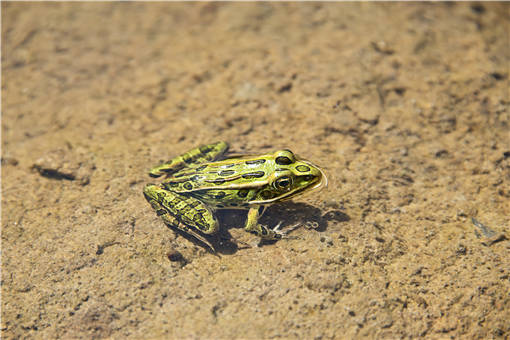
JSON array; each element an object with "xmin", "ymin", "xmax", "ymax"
[
  {"xmin": 275, "ymin": 176, "xmax": 292, "ymax": 189},
  {"xmin": 275, "ymin": 150, "xmax": 296, "ymax": 165}
]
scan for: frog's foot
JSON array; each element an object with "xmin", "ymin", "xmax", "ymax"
[
  {"xmin": 272, "ymin": 222, "xmax": 300, "ymax": 239},
  {"xmin": 244, "ymin": 222, "xmax": 299, "ymax": 241},
  {"xmin": 249, "ymin": 223, "xmax": 300, "ymax": 247}
]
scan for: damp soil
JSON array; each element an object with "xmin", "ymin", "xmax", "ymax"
[{"xmin": 2, "ymin": 3, "xmax": 509, "ymax": 339}]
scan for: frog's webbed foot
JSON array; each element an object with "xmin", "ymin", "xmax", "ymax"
[
  {"xmin": 244, "ymin": 206, "xmax": 301, "ymax": 241},
  {"xmin": 248, "ymin": 223, "xmax": 300, "ymax": 248},
  {"xmin": 245, "ymin": 222, "xmax": 300, "ymax": 242},
  {"xmin": 272, "ymin": 222, "xmax": 300, "ymax": 239}
]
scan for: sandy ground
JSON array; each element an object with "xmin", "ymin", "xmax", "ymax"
[{"xmin": 2, "ymin": 2, "xmax": 509, "ymax": 339}]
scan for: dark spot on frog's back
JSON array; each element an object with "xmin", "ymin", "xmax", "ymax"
[
  {"xmin": 191, "ymin": 175, "xmax": 202, "ymax": 182},
  {"xmin": 207, "ymin": 178, "xmax": 226, "ymax": 185},
  {"xmin": 174, "ymin": 172, "xmax": 189, "ymax": 178},
  {"xmin": 183, "ymin": 182, "xmax": 193, "ymax": 190},
  {"xmin": 296, "ymin": 165, "xmax": 311, "ymax": 172},
  {"xmin": 195, "ymin": 165, "xmax": 208, "ymax": 171},
  {"xmin": 245, "ymin": 159, "xmax": 266, "ymax": 165},
  {"xmin": 182, "ymin": 154, "xmax": 193, "ymax": 164},
  {"xmin": 242, "ymin": 171, "xmax": 265, "ymax": 179},
  {"xmin": 199, "ymin": 145, "xmax": 213, "ymax": 153},
  {"xmin": 219, "ymin": 169, "xmax": 235, "ymax": 176}
]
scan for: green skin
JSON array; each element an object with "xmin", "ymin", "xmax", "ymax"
[{"xmin": 143, "ymin": 141, "xmax": 326, "ymax": 250}]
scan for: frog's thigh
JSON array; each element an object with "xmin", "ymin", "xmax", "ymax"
[
  {"xmin": 144, "ymin": 184, "xmax": 219, "ymax": 235},
  {"xmin": 244, "ymin": 206, "xmax": 281, "ymax": 240},
  {"xmin": 149, "ymin": 141, "xmax": 229, "ymax": 178}
]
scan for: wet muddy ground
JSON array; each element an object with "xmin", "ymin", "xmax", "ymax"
[{"xmin": 2, "ymin": 2, "xmax": 509, "ymax": 339}]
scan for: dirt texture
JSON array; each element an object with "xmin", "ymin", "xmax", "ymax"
[{"xmin": 2, "ymin": 2, "xmax": 509, "ymax": 339}]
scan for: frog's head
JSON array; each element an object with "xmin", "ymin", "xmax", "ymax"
[{"xmin": 253, "ymin": 150, "xmax": 327, "ymax": 204}]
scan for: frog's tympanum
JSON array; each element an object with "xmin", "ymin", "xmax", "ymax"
[{"xmin": 143, "ymin": 141, "xmax": 326, "ymax": 250}]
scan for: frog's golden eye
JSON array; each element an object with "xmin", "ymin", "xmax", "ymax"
[{"xmin": 275, "ymin": 176, "xmax": 292, "ymax": 189}]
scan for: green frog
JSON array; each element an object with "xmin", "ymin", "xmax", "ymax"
[{"xmin": 143, "ymin": 141, "xmax": 326, "ymax": 250}]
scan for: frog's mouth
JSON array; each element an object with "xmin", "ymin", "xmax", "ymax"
[{"xmin": 303, "ymin": 160, "xmax": 328, "ymax": 191}]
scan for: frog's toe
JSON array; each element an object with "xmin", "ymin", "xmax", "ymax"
[
  {"xmin": 272, "ymin": 222, "xmax": 300, "ymax": 239},
  {"xmin": 272, "ymin": 221, "xmax": 283, "ymax": 232}
]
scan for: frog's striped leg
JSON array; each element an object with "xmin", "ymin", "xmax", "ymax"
[
  {"xmin": 149, "ymin": 141, "xmax": 229, "ymax": 178},
  {"xmin": 143, "ymin": 184, "xmax": 219, "ymax": 250},
  {"xmin": 244, "ymin": 206, "xmax": 285, "ymax": 240}
]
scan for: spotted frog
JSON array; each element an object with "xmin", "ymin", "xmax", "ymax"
[{"xmin": 143, "ymin": 141, "xmax": 326, "ymax": 250}]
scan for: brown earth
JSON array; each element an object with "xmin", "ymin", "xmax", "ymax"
[{"xmin": 2, "ymin": 2, "xmax": 509, "ymax": 339}]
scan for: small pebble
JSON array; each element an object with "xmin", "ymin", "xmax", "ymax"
[{"xmin": 167, "ymin": 250, "xmax": 184, "ymax": 262}]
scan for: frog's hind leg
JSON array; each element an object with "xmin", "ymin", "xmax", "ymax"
[
  {"xmin": 143, "ymin": 184, "xmax": 219, "ymax": 251},
  {"xmin": 149, "ymin": 141, "xmax": 229, "ymax": 178},
  {"xmin": 158, "ymin": 210, "xmax": 216, "ymax": 252}
]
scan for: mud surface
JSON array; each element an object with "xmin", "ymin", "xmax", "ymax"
[{"xmin": 2, "ymin": 3, "xmax": 509, "ymax": 339}]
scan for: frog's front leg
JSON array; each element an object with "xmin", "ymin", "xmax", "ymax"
[
  {"xmin": 149, "ymin": 141, "xmax": 229, "ymax": 178},
  {"xmin": 143, "ymin": 184, "xmax": 219, "ymax": 250},
  {"xmin": 244, "ymin": 206, "xmax": 286, "ymax": 240}
]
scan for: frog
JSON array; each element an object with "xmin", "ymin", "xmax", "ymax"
[{"xmin": 143, "ymin": 141, "xmax": 327, "ymax": 251}]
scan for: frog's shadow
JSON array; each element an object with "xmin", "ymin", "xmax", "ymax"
[{"xmin": 170, "ymin": 202, "xmax": 349, "ymax": 254}]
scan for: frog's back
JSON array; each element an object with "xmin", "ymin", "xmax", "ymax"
[{"xmin": 161, "ymin": 155, "xmax": 274, "ymax": 208}]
